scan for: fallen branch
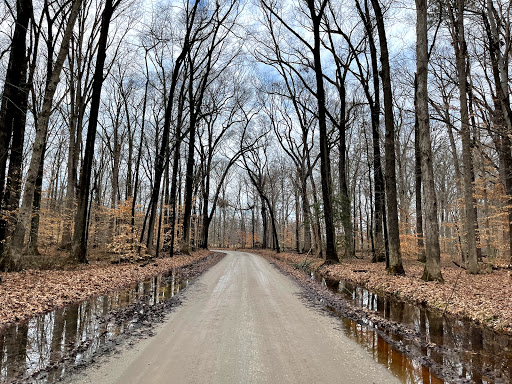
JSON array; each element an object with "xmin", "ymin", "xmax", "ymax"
[{"xmin": 452, "ymin": 260, "xmax": 466, "ymax": 269}]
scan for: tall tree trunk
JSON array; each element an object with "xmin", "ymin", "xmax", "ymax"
[
  {"xmin": 200, "ymin": 157, "xmax": 211, "ymax": 249},
  {"xmin": 10, "ymin": 0, "xmax": 81, "ymax": 256},
  {"xmin": 307, "ymin": 0, "xmax": 337, "ymax": 263},
  {"xmin": 0, "ymin": 0, "xmax": 32, "ymax": 268},
  {"xmin": 261, "ymin": 194, "xmax": 268, "ymax": 248},
  {"xmin": 357, "ymin": 0, "xmax": 386, "ymax": 262},
  {"xmin": 414, "ymin": 76, "xmax": 426, "ymax": 263},
  {"xmin": 71, "ymin": 0, "xmax": 116, "ymax": 263},
  {"xmin": 146, "ymin": 1, "xmax": 199, "ymax": 254},
  {"xmin": 338, "ymin": 77, "xmax": 354, "ymax": 259},
  {"xmin": 449, "ymin": 0, "xmax": 478, "ymax": 273},
  {"xmin": 306, "ymin": 153, "xmax": 323, "ymax": 258},
  {"xmin": 168, "ymin": 103, "xmax": 185, "ymax": 256},
  {"xmin": 299, "ymin": 167, "xmax": 313, "ymax": 253},
  {"xmin": 131, "ymin": 52, "xmax": 150, "ymax": 238},
  {"xmin": 300, "ymin": 179, "xmax": 313, "ymax": 253},
  {"xmin": 26, "ymin": 3, "xmax": 56, "ymax": 256},
  {"xmin": 370, "ymin": 0, "xmax": 404, "ymax": 275},
  {"xmin": 60, "ymin": 33, "xmax": 84, "ymax": 250},
  {"xmin": 180, "ymin": 57, "xmax": 199, "ymax": 256},
  {"xmin": 483, "ymin": 2, "xmax": 512, "ymax": 264},
  {"xmin": 416, "ymin": 0, "xmax": 442, "ymax": 281},
  {"xmin": 267, "ymin": 198, "xmax": 280, "ymax": 253},
  {"xmin": 295, "ymin": 185, "xmax": 300, "ymax": 253},
  {"xmin": 26, "ymin": 140, "xmax": 46, "ymax": 255}
]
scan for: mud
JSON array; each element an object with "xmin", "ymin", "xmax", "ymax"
[
  {"xmin": 0, "ymin": 252, "xmax": 224, "ymax": 384},
  {"xmin": 265, "ymin": 255, "xmax": 512, "ymax": 384},
  {"xmin": 64, "ymin": 251, "xmax": 401, "ymax": 384}
]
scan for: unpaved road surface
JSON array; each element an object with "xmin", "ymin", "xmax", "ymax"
[{"xmin": 69, "ymin": 251, "xmax": 400, "ymax": 384}]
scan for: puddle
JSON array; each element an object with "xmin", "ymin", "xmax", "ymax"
[
  {"xmin": 312, "ymin": 272, "xmax": 512, "ymax": 383},
  {"xmin": 0, "ymin": 270, "xmax": 188, "ymax": 383}
]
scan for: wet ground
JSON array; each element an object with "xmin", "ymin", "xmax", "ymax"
[
  {"xmin": 314, "ymin": 274, "xmax": 512, "ymax": 383},
  {"xmin": 0, "ymin": 253, "xmax": 224, "ymax": 383},
  {"xmin": 64, "ymin": 251, "xmax": 400, "ymax": 384},
  {"xmin": 1, "ymin": 250, "xmax": 511, "ymax": 383},
  {"xmin": 286, "ymin": 265, "xmax": 512, "ymax": 384}
]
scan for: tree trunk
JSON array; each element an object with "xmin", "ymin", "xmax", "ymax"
[
  {"xmin": 449, "ymin": 0, "xmax": 478, "ymax": 273},
  {"xmin": 131, "ymin": 52, "xmax": 150, "ymax": 238},
  {"xmin": 10, "ymin": 0, "xmax": 81, "ymax": 256},
  {"xmin": 414, "ymin": 76, "xmax": 426, "ymax": 263},
  {"xmin": 169, "ymin": 119, "xmax": 184, "ymax": 256},
  {"xmin": 307, "ymin": 0, "xmax": 337, "ymax": 263},
  {"xmin": 72, "ymin": 0, "xmax": 116, "ymax": 263},
  {"xmin": 0, "ymin": 0, "xmax": 32, "ymax": 268},
  {"xmin": 416, "ymin": 0, "xmax": 442, "ymax": 281},
  {"xmin": 300, "ymin": 173, "xmax": 313, "ymax": 253},
  {"xmin": 357, "ymin": 0, "xmax": 386, "ymax": 262},
  {"xmin": 295, "ymin": 186, "xmax": 300, "ymax": 253},
  {"xmin": 181, "ymin": 65, "xmax": 198, "ymax": 255},
  {"xmin": 261, "ymin": 194, "xmax": 268, "ymax": 248},
  {"xmin": 370, "ymin": 0, "xmax": 404, "ymax": 275},
  {"xmin": 26, "ymin": 140, "xmax": 47, "ymax": 256},
  {"xmin": 483, "ymin": 2, "xmax": 512, "ymax": 264},
  {"xmin": 338, "ymin": 78, "xmax": 354, "ymax": 259},
  {"xmin": 146, "ymin": 1, "xmax": 199, "ymax": 254},
  {"xmin": 306, "ymin": 154, "xmax": 323, "ymax": 258}
]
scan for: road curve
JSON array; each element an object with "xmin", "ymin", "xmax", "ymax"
[{"xmin": 69, "ymin": 251, "xmax": 400, "ymax": 384}]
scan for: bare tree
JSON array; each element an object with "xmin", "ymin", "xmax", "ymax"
[{"xmin": 416, "ymin": 0, "xmax": 442, "ymax": 281}]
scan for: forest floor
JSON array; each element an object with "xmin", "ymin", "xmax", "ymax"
[
  {"xmin": 251, "ymin": 249, "xmax": 512, "ymax": 335},
  {"xmin": 0, "ymin": 249, "xmax": 214, "ymax": 328}
]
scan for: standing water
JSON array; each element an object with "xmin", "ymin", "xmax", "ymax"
[
  {"xmin": 312, "ymin": 272, "xmax": 512, "ymax": 383},
  {"xmin": 0, "ymin": 270, "xmax": 188, "ymax": 383},
  {"xmin": 1, "ymin": 262, "xmax": 510, "ymax": 383}
]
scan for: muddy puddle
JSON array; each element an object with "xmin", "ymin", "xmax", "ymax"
[
  {"xmin": 0, "ymin": 269, "xmax": 188, "ymax": 383},
  {"xmin": 312, "ymin": 272, "xmax": 512, "ymax": 384}
]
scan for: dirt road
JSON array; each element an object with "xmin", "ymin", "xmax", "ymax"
[{"xmin": 69, "ymin": 251, "xmax": 399, "ymax": 384}]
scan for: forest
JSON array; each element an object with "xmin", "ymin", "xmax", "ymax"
[{"xmin": 0, "ymin": 0, "xmax": 511, "ymax": 285}]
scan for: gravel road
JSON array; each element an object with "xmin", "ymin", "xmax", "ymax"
[{"xmin": 69, "ymin": 251, "xmax": 400, "ymax": 384}]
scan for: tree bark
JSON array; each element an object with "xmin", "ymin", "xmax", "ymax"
[
  {"xmin": 72, "ymin": 0, "xmax": 116, "ymax": 263},
  {"xmin": 414, "ymin": 76, "xmax": 426, "ymax": 263},
  {"xmin": 10, "ymin": 0, "xmax": 81, "ymax": 256},
  {"xmin": 356, "ymin": 0, "xmax": 386, "ymax": 262},
  {"xmin": 416, "ymin": 0, "xmax": 443, "ymax": 281},
  {"xmin": 483, "ymin": 2, "xmax": 512, "ymax": 264},
  {"xmin": 181, "ymin": 92, "xmax": 197, "ymax": 255},
  {"xmin": 338, "ymin": 73, "xmax": 354, "ymax": 259},
  {"xmin": 370, "ymin": 0, "xmax": 404, "ymax": 275},
  {"xmin": 307, "ymin": 0, "xmax": 337, "ymax": 263},
  {"xmin": 0, "ymin": 0, "xmax": 32, "ymax": 267},
  {"xmin": 449, "ymin": 0, "xmax": 478, "ymax": 273},
  {"xmin": 169, "ymin": 77, "xmax": 187, "ymax": 256}
]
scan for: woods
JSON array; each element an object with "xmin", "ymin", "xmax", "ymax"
[{"xmin": 0, "ymin": 0, "xmax": 512, "ymax": 280}]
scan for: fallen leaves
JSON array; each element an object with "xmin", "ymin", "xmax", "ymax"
[
  {"xmin": 0, "ymin": 250, "xmax": 211, "ymax": 328},
  {"xmin": 255, "ymin": 249, "xmax": 512, "ymax": 334}
]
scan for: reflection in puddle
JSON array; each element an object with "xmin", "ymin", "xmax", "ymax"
[
  {"xmin": 0, "ymin": 270, "xmax": 188, "ymax": 383},
  {"xmin": 313, "ymin": 272, "xmax": 512, "ymax": 383}
]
